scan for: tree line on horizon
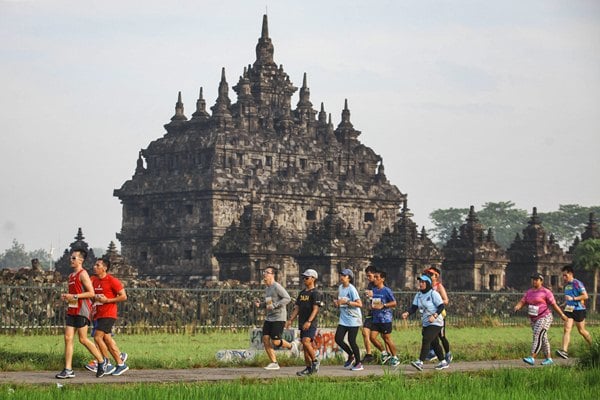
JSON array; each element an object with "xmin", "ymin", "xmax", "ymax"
[
  {"xmin": 1, "ymin": 202, "xmax": 598, "ymax": 270},
  {"xmin": 429, "ymin": 202, "xmax": 600, "ymax": 249}
]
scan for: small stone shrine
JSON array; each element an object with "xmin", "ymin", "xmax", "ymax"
[
  {"xmin": 441, "ymin": 206, "xmax": 509, "ymax": 291},
  {"xmin": 372, "ymin": 200, "xmax": 442, "ymax": 290},
  {"xmin": 54, "ymin": 228, "xmax": 97, "ymax": 276},
  {"xmin": 506, "ymin": 207, "xmax": 571, "ymax": 291}
]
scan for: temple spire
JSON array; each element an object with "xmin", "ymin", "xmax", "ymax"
[
  {"xmin": 170, "ymin": 91, "xmax": 187, "ymax": 122},
  {"xmin": 191, "ymin": 87, "xmax": 210, "ymax": 121},
  {"xmin": 255, "ymin": 14, "xmax": 275, "ymax": 66},
  {"xmin": 261, "ymin": 14, "xmax": 269, "ymax": 38}
]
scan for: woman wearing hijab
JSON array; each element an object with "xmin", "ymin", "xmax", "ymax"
[{"xmin": 402, "ymin": 274, "xmax": 448, "ymax": 371}]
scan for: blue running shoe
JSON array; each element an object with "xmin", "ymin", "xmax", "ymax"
[
  {"xmin": 541, "ymin": 358, "xmax": 554, "ymax": 366},
  {"xmin": 522, "ymin": 356, "xmax": 535, "ymax": 366},
  {"xmin": 112, "ymin": 364, "xmax": 129, "ymax": 376}
]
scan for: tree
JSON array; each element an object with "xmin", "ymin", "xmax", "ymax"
[
  {"xmin": 539, "ymin": 205, "xmax": 600, "ymax": 248},
  {"xmin": 0, "ymin": 239, "xmax": 30, "ymax": 269},
  {"xmin": 429, "ymin": 207, "xmax": 469, "ymax": 245},
  {"xmin": 429, "ymin": 202, "xmax": 527, "ymax": 248},
  {"xmin": 0, "ymin": 240, "xmax": 54, "ymax": 270},
  {"xmin": 573, "ymin": 239, "xmax": 600, "ymax": 312},
  {"xmin": 477, "ymin": 201, "xmax": 528, "ymax": 249}
]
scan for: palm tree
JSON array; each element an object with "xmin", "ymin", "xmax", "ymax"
[{"xmin": 574, "ymin": 239, "xmax": 600, "ymax": 312}]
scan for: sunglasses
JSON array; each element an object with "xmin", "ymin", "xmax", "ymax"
[
  {"xmin": 303, "ymin": 276, "xmax": 312, "ymax": 280},
  {"xmin": 70, "ymin": 257, "xmax": 79, "ymax": 261}
]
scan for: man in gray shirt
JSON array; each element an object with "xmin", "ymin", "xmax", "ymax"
[{"xmin": 255, "ymin": 266, "xmax": 299, "ymax": 370}]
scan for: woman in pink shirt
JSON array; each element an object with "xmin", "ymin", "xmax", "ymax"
[{"xmin": 514, "ymin": 273, "xmax": 567, "ymax": 366}]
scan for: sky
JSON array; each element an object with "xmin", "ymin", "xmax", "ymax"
[{"xmin": 1, "ymin": 0, "xmax": 599, "ymax": 256}]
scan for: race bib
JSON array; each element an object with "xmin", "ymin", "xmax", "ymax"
[
  {"xmin": 527, "ymin": 305, "xmax": 539, "ymax": 316},
  {"xmin": 564, "ymin": 305, "xmax": 574, "ymax": 313}
]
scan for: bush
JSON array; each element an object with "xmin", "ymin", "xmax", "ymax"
[{"xmin": 578, "ymin": 339, "xmax": 600, "ymax": 369}]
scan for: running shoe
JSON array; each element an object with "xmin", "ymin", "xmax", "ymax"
[
  {"xmin": 389, "ymin": 356, "xmax": 400, "ymax": 367},
  {"xmin": 555, "ymin": 349, "xmax": 568, "ymax": 359},
  {"xmin": 362, "ymin": 354, "xmax": 374, "ymax": 363},
  {"xmin": 435, "ymin": 360, "xmax": 449, "ymax": 370},
  {"xmin": 311, "ymin": 358, "xmax": 320, "ymax": 373},
  {"xmin": 445, "ymin": 351, "xmax": 453, "ymax": 363},
  {"xmin": 112, "ymin": 364, "xmax": 130, "ymax": 376},
  {"xmin": 541, "ymin": 358, "xmax": 554, "ymax": 366},
  {"xmin": 522, "ymin": 356, "xmax": 535, "ymax": 366},
  {"xmin": 264, "ymin": 362, "xmax": 280, "ymax": 370},
  {"xmin": 296, "ymin": 367, "xmax": 313, "ymax": 376},
  {"xmin": 343, "ymin": 355, "xmax": 355, "ymax": 369},
  {"xmin": 380, "ymin": 352, "xmax": 391, "ymax": 365},
  {"xmin": 411, "ymin": 360, "xmax": 424, "ymax": 371},
  {"xmin": 85, "ymin": 352, "xmax": 127, "ymax": 373},
  {"xmin": 96, "ymin": 358, "xmax": 107, "ymax": 378},
  {"xmin": 351, "ymin": 362, "xmax": 364, "ymax": 371},
  {"xmin": 85, "ymin": 360, "xmax": 98, "ymax": 373},
  {"xmin": 425, "ymin": 349, "xmax": 438, "ymax": 362},
  {"xmin": 55, "ymin": 369, "xmax": 75, "ymax": 379},
  {"xmin": 290, "ymin": 341, "xmax": 299, "ymax": 357},
  {"xmin": 104, "ymin": 363, "xmax": 116, "ymax": 375}
]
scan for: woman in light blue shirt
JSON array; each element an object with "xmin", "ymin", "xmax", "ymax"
[
  {"xmin": 334, "ymin": 269, "xmax": 364, "ymax": 371},
  {"xmin": 402, "ymin": 274, "xmax": 447, "ymax": 371}
]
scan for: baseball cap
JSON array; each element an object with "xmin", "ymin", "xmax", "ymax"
[
  {"xmin": 417, "ymin": 274, "xmax": 432, "ymax": 284},
  {"xmin": 530, "ymin": 273, "xmax": 544, "ymax": 280},
  {"xmin": 302, "ymin": 269, "xmax": 318, "ymax": 279},
  {"xmin": 340, "ymin": 268, "xmax": 354, "ymax": 278}
]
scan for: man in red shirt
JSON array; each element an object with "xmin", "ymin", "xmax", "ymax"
[
  {"xmin": 90, "ymin": 256, "xmax": 129, "ymax": 376},
  {"xmin": 56, "ymin": 249, "xmax": 106, "ymax": 379}
]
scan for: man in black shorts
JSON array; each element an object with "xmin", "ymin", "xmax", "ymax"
[
  {"xmin": 556, "ymin": 265, "xmax": 593, "ymax": 359},
  {"xmin": 256, "ymin": 266, "xmax": 298, "ymax": 370}
]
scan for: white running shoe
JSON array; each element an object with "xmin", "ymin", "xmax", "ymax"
[{"xmin": 264, "ymin": 362, "xmax": 280, "ymax": 370}]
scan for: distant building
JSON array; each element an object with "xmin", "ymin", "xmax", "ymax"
[
  {"xmin": 54, "ymin": 228, "xmax": 97, "ymax": 276},
  {"xmin": 114, "ymin": 15, "xmax": 405, "ymax": 284},
  {"xmin": 372, "ymin": 200, "xmax": 442, "ymax": 290},
  {"xmin": 506, "ymin": 207, "xmax": 571, "ymax": 291},
  {"xmin": 442, "ymin": 206, "xmax": 508, "ymax": 291}
]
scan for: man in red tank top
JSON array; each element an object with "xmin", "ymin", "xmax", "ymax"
[{"xmin": 56, "ymin": 249, "xmax": 106, "ymax": 379}]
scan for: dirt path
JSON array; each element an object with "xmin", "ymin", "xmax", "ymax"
[{"xmin": 0, "ymin": 358, "xmax": 575, "ymax": 385}]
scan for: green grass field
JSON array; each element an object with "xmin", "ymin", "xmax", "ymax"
[
  {"xmin": 1, "ymin": 326, "xmax": 598, "ymax": 399},
  {"xmin": 1, "ymin": 325, "xmax": 598, "ymax": 371}
]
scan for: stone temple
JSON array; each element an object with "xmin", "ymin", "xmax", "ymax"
[{"xmin": 114, "ymin": 15, "xmax": 409, "ymax": 286}]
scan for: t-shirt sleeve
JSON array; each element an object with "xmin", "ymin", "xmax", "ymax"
[{"xmin": 349, "ymin": 286, "xmax": 360, "ymax": 302}]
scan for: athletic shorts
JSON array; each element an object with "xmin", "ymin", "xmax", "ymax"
[
  {"xmin": 95, "ymin": 318, "xmax": 117, "ymax": 334},
  {"xmin": 371, "ymin": 322, "xmax": 393, "ymax": 334},
  {"xmin": 66, "ymin": 315, "xmax": 90, "ymax": 328},
  {"xmin": 263, "ymin": 320, "xmax": 285, "ymax": 340},
  {"xmin": 300, "ymin": 326, "xmax": 317, "ymax": 340},
  {"xmin": 565, "ymin": 309, "xmax": 586, "ymax": 323},
  {"xmin": 363, "ymin": 317, "xmax": 373, "ymax": 330}
]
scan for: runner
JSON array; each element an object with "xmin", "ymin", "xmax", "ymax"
[
  {"xmin": 556, "ymin": 264, "xmax": 593, "ymax": 359},
  {"xmin": 333, "ymin": 268, "xmax": 363, "ymax": 371},
  {"xmin": 286, "ymin": 269, "xmax": 323, "ymax": 376},
  {"xmin": 514, "ymin": 273, "xmax": 568, "ymax": 366}
]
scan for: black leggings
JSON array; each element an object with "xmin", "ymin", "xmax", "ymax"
[
  {"xmin": 335, "ymin": 325, "xmax": 361, "ymax": 361},
  {"xmin": 420, "ymin": 325, "xmax": 444, "ymax": 361}
]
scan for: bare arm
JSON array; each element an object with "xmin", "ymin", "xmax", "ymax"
[{"xmin": 437, "ymin": 284, "xmax": 449, "ymax": 305}]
